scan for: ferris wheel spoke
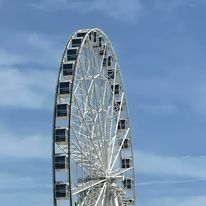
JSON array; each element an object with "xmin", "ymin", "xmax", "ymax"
[
  {"xmin": 71, "ymin": 110, "xmax": 92, "ymax": 123},
  {"xmin": 77, "ymin": 189, "xmax": 90, "ymax": 206},
  {"xmin": 71, "ymin": 179, "xmax": 106, "ymax": 196},
  {"xmin": 79, "ymin": 185, "xmax": 104, "ymax": 206},
  {"xmin": 100, "ymin": 183, "xmax": 107, "ymax": 206},
  {"xmin": 78, "ymin": 49, "xmax": 91, "ymax": 75},
  {"xmin": 102, "ymin": 70, "xmax": 111, "ymax": 107},
  {"xmin": 108, "ymin": 63, "xmax": 118, "ymax": 139},
  {"xmin": 56, "ymin": 142, "xmax": 103, "ymax": 175},
  {"xmin": 87, "ymin": 37, "xmax": 101, "ymax": 73},
  {"xmin": 70, "ymin": 142, "xmax": 104, "ymax": 175},
  {"xmin": 77, "ymin": 60, "xmax": 94, "ymax": 92},
  {"xmin": 99, "ymin": 42, "xmax": 109, "ymax": 74},
  {"xmin": 53, "ymin": 29, "xmax": 135, "ymax": 206},
  {"xmin": 71, "ymin": 131, "xmax": 104, "ymax": 173},
  {"xmin": 108, "ymin": 92, "xmax": 125, "ymax": 171},
  {"xmin": 72, "ymin": 94, "xmax": 105, "ymax": 169},
  {"xmin": 110, "ymin": 167, "xmax": 133, "ymax": 178},
  {"xmin": 73, "ymin": 74, "xmax": 96, "ymax": 108},
  {"xmin": 71, "ymin": 117, "xmax": 100, "ymax": 141},
  {"xmin": 114, "ymin": 92, "xmax": 125, "ymax": 133},
  {"xmin": 73, "ymin": 93, "xmax": 98, "ymax": 116},
  {"xmin": 74, "ymin": 78, "xmax": 99, "ymax": 114},
  {"xmin": 83, "ymin": 42, "xmax": 99, "ymax": 78},
  {"xmin": 73, "ymin": 81, "xmax": 88, "ymax": 97},
  {"xmin": 83, "ymin": 79, "xmax": 109, "ymax": 168},
  {"xmin": 72, "ymin": 100, "xmax": 104, "ymax": 170},
  {"xmin": 94, "ymin": 182, "xmax": 107, "ymax": 206},
  {"xmin": 109, "ymin": 128, "xmax": 130, "ymax": 173},
  {"xmin": 91, "ymin": 80, "xmax": 108, "ymax": 153},
  {"xmin": 101, "ymin": 79, "xmax": 112, "ymax": 149}
]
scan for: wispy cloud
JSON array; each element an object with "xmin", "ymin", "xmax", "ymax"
[
  {"xmin": 0, "ymin": 66, "xmax": 55, "ymax": 109},
  {"xmin": 137, "ymin": 179, "xmax": 205, "ymax": 186},
  {"xmin": 137, "ymin": 104, "xmax": 177, "ymax": 115},
  {"xmin": 135, "ymin": 150, "xmax": 206, "ymax": 179},
  {"xmin": 0, "ymin": 173, "xmax": 50, "ymax": 192},
  {"xmin": 0, "ymin": 126, "xmax": 50, "ymax": 158},
  {"xmin": 129, "ymin": 64, "xmax": 206, "ymax": 117},
  {"xmin": 0, "ymin": 188, "xmax": 51, "ymax": 206},
  {"xmin": 155, "ymin": 0, "xmax": 194, "ymax": 11},
  {"xmin": 92, "ymin": 0, "xmax": 141, "ymax": 21},
  {"xmin": 0, "ymin": 124, "xmax": 51, "ymax": 205},
  {"xmin": 0, "ymin": 32, "xmax": 61, "ymax": 110},
  {"xmin": 0, "ymin": 32, "xmax": 61, "ymax": 67},
  {"xmin": 29, "ymin": 0, "xmax": 142, "ymax": 21},
  {"xmin": 140, "ymin": 195, "xmax": 206, "ymax": 206},
  {"xmin": 0, "ymin": 49, "xmax": 25, "ymax": 65},
  {"xmin": 154, "ymin": 0, "xmax": 206, "ymax": 14}
]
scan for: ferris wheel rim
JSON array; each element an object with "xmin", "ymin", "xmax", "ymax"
[{"xmin": 52, "ymin": 28, "xmax": 136, "ymax": 206}]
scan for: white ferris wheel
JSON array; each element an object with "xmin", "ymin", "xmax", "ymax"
[{"xmin": 52, "ymin": 28, "xmax": 136, "ymax": 206}]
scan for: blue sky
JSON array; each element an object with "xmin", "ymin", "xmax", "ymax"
[{"xmin": 0, "ymin": 0, "xmax": 206, "ymax": 205}]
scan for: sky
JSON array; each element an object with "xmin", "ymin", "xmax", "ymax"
[{"xmin": 0, "ymin": 0, "xmax": 206, "ymax": 205}]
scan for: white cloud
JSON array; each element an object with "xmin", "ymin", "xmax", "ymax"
[
  {"xmin": 0, "ymin": 126, "xmax": 51, "ymax": 205},
  {"xmin": 29, "ymin": 0, "xmax": 142, "ymax": 21},
  {"xmin": 27, "ymin": 33, "xmax": 56, "ymax": 54},
  {"xmin": 137, "ymin": 104, "xmax": 176, "ymax": 114},
  {"xmin": 137, "ymin": 179, "xmax": 204, "ymax": 186},
  {"xmin": 153, "ymin": 0, "xmax": 206, "ymax": 19},
  {"xmin": 0, "ymin": 66, "xmax": 56, "ymax": 109},
  {"xmin": 0, "ymin": 126, "xmax": 50, "ymax": 158},
  {"xmin": 175, "ymin": 196, "xmax": 206, "ymax": 206},
  {"xmin": 92, "ymin": 0, "xmax": 141, "ymax": 21},
  {"xmin": 0, "ymin": 184, "xmax": 51, "ymax": 206},
  {"xmin": 190, "ymin": 81, "xmax": 206, "ymax": 115},
  {"xmin": 140, "ymin": 195, "xmax": 206, "ymax": 206},
  {"xmin": 155, "ymin": 0, "xmax": 198, "ymax": 12},
  {"xmin": 1, "ymin": 195, "xmax": 51, "ymax": 206},
  {"xmin": 0, "ymin": 32, "xmax": 61, "ymax": 67},
  {"xmin": 0, "ymin": 173, "xmax": 50, "ymax": 190},
  {"xmin": 0, "ymin": 173, "xmax": 51, "ymax": 206},
  {"xmin": 29, "ymin": 0, "xmax": 87, "ymax": 10},
  {"xmin": 135, "ymin": 150, "xmax": 206, "ymax": 179},
  {"xmin": 0, "ymin": 32, "xmax": 62, "ymax": 110},
  {"xmin": 0, "ymin": 49, "xmax": 25, "ymax": 65},
  {"xmin": 129, "ymin": 65, "xmax": 206, "ymax": 117}
]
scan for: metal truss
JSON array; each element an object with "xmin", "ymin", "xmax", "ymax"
[{"xmin": 52, "ymin": 28, "xmax": 136, "ymax": 206}]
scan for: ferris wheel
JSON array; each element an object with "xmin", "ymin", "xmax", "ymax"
[{"xmin": 52, "ymin": 28, "xmax": 136, "ymax": 206}]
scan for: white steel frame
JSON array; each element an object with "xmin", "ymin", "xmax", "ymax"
[{"xmin": 52, "ymin": 28, "xmax": 136, "ymax": 206}]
